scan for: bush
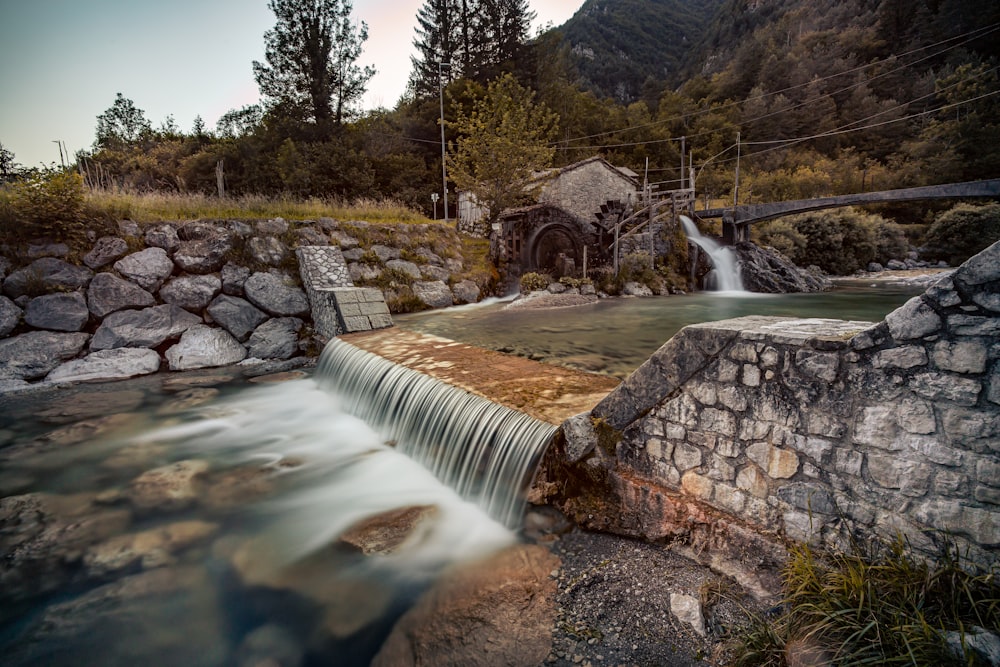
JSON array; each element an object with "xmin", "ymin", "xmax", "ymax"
[
  {"xmin": 3, "ymin": 170, "xmax": 86, "ymax": 244},
  {"xmin": 756, "ymin": 208, "xmax": 891, "ymax": 274},
  {"xmin": 922, "ymin": 203, "xmax": 1000, "ymax": 265},
  {"xmin": 519, "ymin": 272, "xmax": 550, "ymax": 292}
]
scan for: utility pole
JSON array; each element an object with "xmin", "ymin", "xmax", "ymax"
[
  {"xmin": 439, "ymin": 62, "xmax": 451, "ymax": 224},
  {"xmin": 733, "ymin": 131, "xmax": 741, "ymax": 211}
]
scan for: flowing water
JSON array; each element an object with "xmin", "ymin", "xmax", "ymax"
[
  {"xmin": 680, "ymin": 215, "xmax": 746, "ymax": 292},
  {"xmin": 0, "ymin": 284, "xmax": 922, "ymax": 665}
]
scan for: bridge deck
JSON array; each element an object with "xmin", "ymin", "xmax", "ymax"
[{"xmin": 339, "ymin": 328, "xmax": 618, "ymax": 425}]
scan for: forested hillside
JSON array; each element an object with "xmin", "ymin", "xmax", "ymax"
[{"xmin": 557, "ymin": 0, "xmax": 725, "ymax": 103}]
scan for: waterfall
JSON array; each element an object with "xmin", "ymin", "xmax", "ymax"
[
  {"xmin": 680, "ymin": 215, "xmax": 746, "ymax": 292},
  {"xmin": 315, "ymin": 339, "xmax": 558, "ymax": 529}
]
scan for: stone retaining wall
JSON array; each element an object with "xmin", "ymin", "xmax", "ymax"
[{"xmin": 542, "ymin": 241, "xmax": 1000, "ymax": 568}]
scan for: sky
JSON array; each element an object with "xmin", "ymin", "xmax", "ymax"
[{"xmin": 0, "ymin": 0, "xmax": 583, "ymax": 169}]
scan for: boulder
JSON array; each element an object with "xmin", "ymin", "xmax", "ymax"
[
  {"xmin": 249, "ymin": 236, "xmax": 289, "ymax": 266},
  {"xmin": 91, "ymin": 304, "xmax": 200, "ymax": 351},
  {"xmin": 83, "ymin": 519, "xmax": 218, "ymax": 578},
  {"xmin": 371, "ymin": 244, "xmax": 400, "ymax": 262},
  {"xmin": 3, "ymin": 257, "xmax": 94, "ymax": 299},
  {"xmin": 207, "ymin": 294, "xmax": 268, "ymax": 342},
  {"xmin": 255, "ymin": 217, "xmax": 289, "ymax": 235},
  {"xmin": 294, "ymin": 226, "xmax": 328, "ymax": 246},
  {"xmin": 735, "ymin": 242, "xmax": 830, "ymax": 293},
  {"xmin": 348, "ymin": 262, "xmax": 381, "ymax": 283},
  {"xmin": 243, "ymin": 272, "xmax": 310, "ymax": 317},
  {"xmin": 86, "ymin": 272, "xmax": 156, "ymax": 318},
  {"xmin": 338, "ymin": 505, "xmax": 439, "ymax": 555},
  {"xmin": 173, "ymin": 236, "xmax": 232, "ymax": 274},
  {"xmin": 246, "ymin": 317, "xmax": 302, "ymax": 360},
  {"xmin": 26, "ymin": 242, "xmax": 70, "ymax": 259},
  {"xmin": 82, "ymin": 236, "xmax": 128, "ymax": 269},
  {"xmin": 386, "ymin": 259, "xmax": 422, "ymax": 280},
  {"xmin": 24, "ymin": 292, "xmax": 89, "ymax": 332},
  {"xmin": 412, "ymin": 280, "xmax": 453, "ymax": 309},
  {"xmin": 421, "ymin": 265, "xmax": 451, "ymax": 282},
  {"xmin": 159, "ymin": 274, "xmax": 222, "ymax": 312},
  {"xmin": 47, "ymin": 348, "xmax": 162, "ymax": 384},
  {"xmin": 144, "ymin": 224, "xmax": 181, "ymax": 254},
  {"xmin": 165, "ymin": 324, "xmax": 247, "ymax": 370},
  {"xmin": 114, "ymin": 247, "xmax": 175, "ymax": 292},
  {"xmin": 0, "ymin": 331, "xmax": 90, "ymax": 380},
  {"xmin": 178, "ymin": 220, "xmax": 225, "ymax": 240},
  {"xmin": 0, "ymin": 295, "xmax": 21, "ymax": 337},
  {"xmin": 126, "ymin": 459, "xmax": 210, "ymax": 513},
  {"xmin": 623, "ymin": 281, "xmax": 654, "ymax": 297},
  {"xmin": 887, "ymin": 259, "xmax": 907, "ymax": 270},
  {"xmin": 372, "ymin": 544, "xmax": 559, "ymax": 667},
  {"xmin": 221, "ymin": 262, "xmax": 251, "ymax": 296},
  {"xmin": 452, "ymin": 280, "xmax": 480, "ymax": 304},
  {"xmin": 118, "ymin": 220, "xmax": 141, "ymax": 237},
  {"xmin": 414, "ymin": 247, "xmax": 444, "ymax": 266}
]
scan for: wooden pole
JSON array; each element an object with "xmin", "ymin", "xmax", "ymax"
[{"xmin": 216, "ymin": 159, "xmax": 225, "ymax": 199}]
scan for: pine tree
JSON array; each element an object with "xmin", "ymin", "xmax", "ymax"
[
  {"xmin": 253, "ymin": 0, "xmax": 375, "ymax": 125},
  {"xmin": 409, "ymin": 0, "xmax": 463, "ymax": 98}
]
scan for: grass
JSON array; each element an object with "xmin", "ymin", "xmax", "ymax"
[
  {"xmin": 83, "ymin": 189, "xmax": 431, "ymax": 224},
  {"xmin": 730, "ymin": 536, "xmax": 1000, "ymax": 666}
]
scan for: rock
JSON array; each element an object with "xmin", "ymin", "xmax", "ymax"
[
  {"xmin": 342, "ymin": 248, "xmax": 364, "ymax": 262},
  {"xmin": 83, "ymin": 236, "xmax": 128, "ymax": 269},
  {"xmin": 86, "ymin": 272, "xmax": 156, "ymax": 318},
  {"xmin": 414, "ymin": 247, "xmax": 444, "ymax": 266},
  {"xmin": 0, "ymin": 331, "xmax": 90, "ymax": 380},
  {"xmin": 244, "ymin": 272, "xmax": 310, "ymax": 317},
  {"xmin": 24, "ymin": 291, "xmax": 89, "ymax": 331},
  {"xmin": 622, "ymin": 282, "xmax": 653, "ymax": 297},
  {"xmin": 83, "ymin": 520, "xmax": 218, "ymax": 578},
  {"xmin": 255, "ymin": 217, "xmax": 289, "ymax": 235},
  {"xmin": 26, "ymin": 242, "xmax": 70, "ymax": 258},
  {"xmin": 207, "ymin": 294, "xmax": 268, "ymax": 342},
  {"xmin": 294, "ymin": 226, "xmax": 328, "ymax": 246},
  {"xmin": 386, "ymin": 259, "xmax": 422, "ymax": 280},
  {"xmin": 144, "ymin": 223, "xmax": 180, "ymax": 253},
  {"xmin": 159, "ymin": 274, "xmax": 222, "ymax": 312},
  {"xmin": 0, "ymin": 493, "xmax": 132, "ymax": 607},
  {"xmin": 249, "ymin": 236, "xmax": 289, "ymax": 266},
  {"xmin": 165, "ymin": 324, "xmax": 247, "ymax": 370},
  {"xmin": 867, "ymin": 262, "xmax": 884, "ymax": 273},
  {"xmin": 177, "ymin": 220, "xmax": 224, "ymax": 240},
  {"xmin": 885, "ymin": 297, "xmax": 942, "ymax": 340},
  {"xmin": 0, "ymin": 294, "xmax": 21, "ymax": 336},
  {"xmin": 669, "ymin": 593, "xmax": 706, "ymax": 637},
  {"xmin": 4, "ymin": 566, "xmax": 227, "ymax": 667},
  {"xmin": 118, "ymin": 219, "xmax": 141, "ymax": 237},
  {"xmin": 372, "ymin": 544, "xmax": 559, "ymax": 667},
  {"xmin": 421, "ymin": 265, "xmax": 451, "ymax": 281},
  {"xmin": 452, "ymin": 280, "xmax": 480, "ymax": 304},
  {"xmin": 126, "ymin": 459, "xmax": 210, "ymax": 513},
  {"xmin": 348, "ymin": 262, "xmax": 381, "ymax": 283},
  {"xmin": 548, "ymin": 281, "xmax": 568, "ymax": 294},
  {"xmin": 173, "ymin": 235, "xmax": 233, "ymax": 274},
  {"xmin": 338, "ymin": 505, "xmax": 439, "ymax": 555},
  {"xmin": 221, "ymin": 262, "xmax": 251, "ymax": 296},
  {"xmin": 371, "ymin": 244, "xmax": 400, "ymax": 262},
  {"xmin": 246, "ymin": 317, "xmax": 303, "ymax": 360},
  {"xmin": 234, "ymin": 624, "xmax": 304, "ymax": 667},
  {"xmin": 91, "ymin": 304, "xmax": 200, "ymax": 350},
  {"xmin": 3, "ymin": 257, "xmax": 94, "ymax": 299},
  {"xmin": 735, "ymin": 243, "xmax": 830, "ymax": 293},
  {"xmin": 328, "ymin": 229, "xmax": 359, "ymax": 248},
  {"xmin": 412, "ymin": 280, "xmax": 453, "ymax": 309},
  {"xmin": 886, "ymin": 259, "xmax": 907, "ymax": 270},
  {"xmin": 114, "ymin": 247, "xmax": 175, "ymax": 292},
  {"xmin": 47, "ymin": 348, "xmax": 162, "ymax": 384},
  {"xmin": 945, "ymin": 626, "xmax": 1000, "ymax": 666}
]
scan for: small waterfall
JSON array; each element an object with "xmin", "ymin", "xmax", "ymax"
[
  {"xmin": 680, "ymin": 215, "xmax": 746, "ymax": 292},
  {"xmin": 315, "ymin": 339, "xmax": 558, "ymax": 529}
]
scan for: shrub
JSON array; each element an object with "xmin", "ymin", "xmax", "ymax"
[
  {"xmin": 872, "ymin": 220, "xmax": 909, "ymax": 265},
  {"xmin": 732, "ymin": 537, "xmax": 1000, "ymax": 666},
  {"xmin": 922, "ymin": 203, "xmax": 1000, "ymax": 265},
  {"xmin": 2, "ymin": 170, "xmax": 87, "ymax": 245},
  {"xmin": 757, "ymin": 208, "xmax": 888, "ymax": 274},
  {"xmin": 519, "ymin": 272, "xmax": 550, "ymax": 292}
]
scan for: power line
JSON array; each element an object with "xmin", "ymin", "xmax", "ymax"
[{"xmin": 550, "ymin": 20, "xmax": 1000, "ymax": 149}]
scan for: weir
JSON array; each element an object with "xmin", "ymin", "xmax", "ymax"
[{"xmin": 315, "ymin": 338, "xmax": 559, "ymax": 528}]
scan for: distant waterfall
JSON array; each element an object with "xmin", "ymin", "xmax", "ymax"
[
  {"xmin": 680, "ymin": 215, "xmax": 746, "ymax": 292},
  {"xmin": 315, "ymin": 339, "xmax": 558, "ymax": 529}
]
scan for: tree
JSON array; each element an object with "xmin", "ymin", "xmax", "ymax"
[
  {"xmin": 409, "ymin": 0, "xmax": 462, "ymax": 98},
  {"xmin": 0, "ymin": 142, "xmax": 20, "ymax": 182},
  {"xmin": 448, "ymin": 73, "xmax": 558, "ymax": 228},
  {"xmin": 216, "ymin": 104, "xmax": 264, "ymax": 138},
  {"xmin": 253, "ymin": 0, "xmax": 375, "ymax": 125},
  {"xmin": 94, "ymin": 93, "xmax": 151, "ymax": 150}
]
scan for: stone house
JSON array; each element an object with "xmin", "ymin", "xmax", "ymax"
[{"xmin": 459, "ymin": 157, "xmax": 639, "ymax": 277}]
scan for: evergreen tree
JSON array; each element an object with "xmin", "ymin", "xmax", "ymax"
[
  {"xmin": 409, "ymin": 0, "xmax": 463, "ymax": 98},
  {"xmin": 253, "ymin": 0, "xmax": 375, "ymax": 125}
]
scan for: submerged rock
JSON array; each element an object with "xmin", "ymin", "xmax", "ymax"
[
  {"xmin": 372, "ymin": 544, "xmax": 559, "ymax": 667},
  {"xmin": 338, "ymin": 505, "xmax": 439, "ymax": 555}
]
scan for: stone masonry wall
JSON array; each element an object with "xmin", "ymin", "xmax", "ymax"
[
  {"xmin": 538, "ymin": 160, "xmax": 638, "ymax": 227},
  {"xmin": 546, "ymin": 241, "xmax": 1000, "ymax": 568}
]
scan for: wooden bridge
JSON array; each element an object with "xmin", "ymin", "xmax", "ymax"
[{"xmin": 696, "ymin": 178, "xmax": 1000, "ymax": 243}]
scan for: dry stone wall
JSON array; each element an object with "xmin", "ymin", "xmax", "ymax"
[{"xmin": 547, "ymin": 241, "xmax": 1000, "ymax": 568}]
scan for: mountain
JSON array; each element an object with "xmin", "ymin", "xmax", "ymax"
[{"xmin": 556, "ymin": 0, "xmax": 726, "ymax": 104}]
